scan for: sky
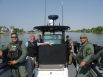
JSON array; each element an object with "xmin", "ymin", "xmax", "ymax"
[{"xmin": 0, "ymin": 0, "xmax": 103, "ymax": 31}]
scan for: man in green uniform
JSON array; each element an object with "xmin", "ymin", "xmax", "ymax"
[
  {"xmin": 76, "ymin": 34, "xmax": 94, "ymax": 77},
  {"xmin": 0, "ymin": 33, "xmax": 27, "ymax": 77}
]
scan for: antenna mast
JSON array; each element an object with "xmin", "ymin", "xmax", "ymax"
[
  {"xmin": 61, "ymin": 1, "xmax": 63, "ymax": 26},
  {"xmin": 44, "ymin": 0, "xmax": 47, "ymax": 25}
]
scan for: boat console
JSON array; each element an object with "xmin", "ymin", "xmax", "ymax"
[{"xmin": 34, "ymin": 15, "xmax": 70, "ymax": 77}]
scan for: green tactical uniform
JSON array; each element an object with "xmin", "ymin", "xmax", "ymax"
[
  {"xmin": 0, "ymin": 41, "xmax": 27, "ymax": 77},
  {"xmin": 76, "ymin": 43, "xmax": 94, "ymax": 77}
]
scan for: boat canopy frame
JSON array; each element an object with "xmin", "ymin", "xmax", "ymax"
[
  {"xmin": 34, "ymin": 25, "xmax": 70, "ymax": 32},
  {"xmin": 34, "ymin": 25, "xmax": 70, "ymax": 43}
]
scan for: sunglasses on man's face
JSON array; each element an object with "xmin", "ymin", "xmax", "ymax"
[{"xmin": 11, "ymin": 36, "xmax": 17, "ymax": 38}]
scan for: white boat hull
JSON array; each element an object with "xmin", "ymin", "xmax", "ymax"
[
  {"xmin": 35, "ymin": 68, "xmax": 68, "ymax": 77},
  {"xmin": 34, "ymin": 65, "xmax": 69, "ymax": 77}
]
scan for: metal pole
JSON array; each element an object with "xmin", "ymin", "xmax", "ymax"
[
  {"xmin": 44, "ymin": 0, "xmax": 47, "ymax": 25},
  {"xmin": 61, "ymin": 1, "xmax": 63, "ymax": 26}
]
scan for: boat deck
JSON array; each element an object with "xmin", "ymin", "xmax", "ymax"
[
  {"xmin": 68, "ymin": 64, "xmax": 76, "ymax": 77},
  {"xmin": 0, "ymin": 64, "xmax": 76, "ymax": 77}
]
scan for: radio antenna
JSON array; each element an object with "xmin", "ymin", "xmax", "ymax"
[
  {"xmin": 44, "ymin": 0, "xmax": 47, "ymax": 25},
  {"xmin": 61, "ymin": 1, "xmax": 63, "ymax": 26}
]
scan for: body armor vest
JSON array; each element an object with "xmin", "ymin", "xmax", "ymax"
[
  {"xmin": 27, "ymin": 41, "xmax": 38, "ymax": 57},
  {"xmin": 7, "ymin": 42, "xmax": 22, "ymax": 60}
]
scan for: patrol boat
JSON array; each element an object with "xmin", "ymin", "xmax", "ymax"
[
  {"xmin": 0, "ymin": 15, "xmax": 103, "ymax": 77},
  {"xmin": 34, "ymin": 15, "xmax": 70, "ymax": 77},
  {"xmin": 33, "ymin": 15, "xmax": 103, "ymax": 77}
]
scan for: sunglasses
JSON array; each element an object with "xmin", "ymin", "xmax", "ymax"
[
  {"xmin": 11, "ymin": 36, "xmax": 17, "ymax": 38},
  {"xmin": 80, "ymin": 37, "xmax": 87, "ymax": 39}
]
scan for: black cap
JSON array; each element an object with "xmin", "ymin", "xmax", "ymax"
[{"xmin": 66, "ymin": 35, "xmax": 69, "ymax": 38}]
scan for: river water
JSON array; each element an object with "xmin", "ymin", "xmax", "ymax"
[
  {"xmin": 67, "ymin": 32, "xmax": 103, "ymax": 46},
  {"xmin": 0, "ymin": 32, "xmax": 103, "ymax": 47}
]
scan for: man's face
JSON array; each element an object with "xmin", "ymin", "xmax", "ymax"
[
  {"xmin": 80, "ymin": 37, "xmax": 87, "ymax": 44},
  {"xmin": 11, "ymin": 34, "xmax": 18, "ymax": 43},
  {"xmin": 29, "ymin": 35, "xmax": 35, "ymax": 42},
  {"xmin": 66, "ymin": 37, "xmax": 69, "ymax": 40}
]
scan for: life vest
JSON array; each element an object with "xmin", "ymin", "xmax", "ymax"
[
  {"xmin": 7, "ymin": 41, "xmax": 22, "ymax": 60},
  {"xmin": 27, "ymin": 41, "xmax": 38, "ymax": 57}
]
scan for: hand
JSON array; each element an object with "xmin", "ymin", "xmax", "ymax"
[
  {"xmin": 48, "ymin": 43, "xmax": 53, "ymax": 46},
  {"xmin": 8, "ymin": 60, "xmax": 17, "ymax": 65},
  {"xmin": 80, "ymin": 61, "xmax": 86, "ymax": 67},
  {"xmin": 0, "ymin": 51, "xmax": 3, "ymax": 58},
  {"xmin": 45, "ymin": 42, "xmax": 52, "ymax": 46}
]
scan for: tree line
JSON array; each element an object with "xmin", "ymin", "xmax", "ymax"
[
  {"xmin": 73, "ymin": 26, "xmax": 103, "ymax": 34},
  {"xmin": 0, "ymin": 26, "xmax": 24, "ymax": 33}
]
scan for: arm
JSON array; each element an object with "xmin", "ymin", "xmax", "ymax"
[
  {"xmin": 25, "ymin": 41, "xmax": 28, "ymax": 47},
  {"xmin": 0, "ymin": 50, "xmax": 3, "ymax": 58},
  {"xmin": 70, "ymin": 40, "xmax": 74, "ymax": 53},
  {"xmin": 16, "ymin": 44, "xmax": 27, "ymax": 63},
  {"xmin": 0, "ymin": 45, "xmax": 8, "ymax": 58},
  {"xmin": 37, "ymin": 42, "xmax": 51, "ymax": 46}
]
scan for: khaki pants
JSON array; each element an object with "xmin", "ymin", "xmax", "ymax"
[{"xmin": 68, "ymin": 52, "xmax": 73, "ymax": 64}]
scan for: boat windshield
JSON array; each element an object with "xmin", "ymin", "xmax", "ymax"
[{"xmin": 43, "ymin": 34, "xmax": 62, "ymax": 44}]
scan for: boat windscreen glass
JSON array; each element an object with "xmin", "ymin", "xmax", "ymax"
[{"xmin": 43, "ymin": 34, "xmax": 62, "ymax": 44}]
